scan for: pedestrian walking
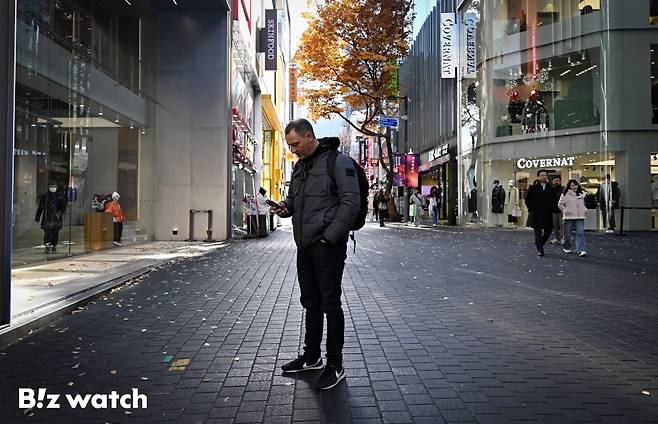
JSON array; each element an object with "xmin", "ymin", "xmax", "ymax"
[
  {"xmin": 550, "ymin": 177, "xmax": 564, "ymax": 244},
  {"xmin": 558, "ymin": 179, "xmax": 588, "ymax": 257},
  {"xmin": 525, "ymin": 170, "xmax": 554, "ymax": 257},
  {"xmin": 596, "ymin": 173, "xmax": 621, "ymax": 233},
  {"xmin": 428, "ymin": 190, "xmax": 439, "ymax": 227},
  {"xmin": 372, "ymin": 190, "xmax": 380, "ymax": 222},
  {"xmin": 409, "ymin": 188, "xmax": 424, "ymax": 227},
  {"xmin": 271, "ymin": 119, "xmax": 360, "ymax": 390},
  {"xmin": 376, "ymin": 190, "xmax": 389, "ymax": 227}
]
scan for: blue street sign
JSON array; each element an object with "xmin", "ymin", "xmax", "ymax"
[{"xmin": 378, "ymin": 116, "xmax": 398, "ymax": 128}]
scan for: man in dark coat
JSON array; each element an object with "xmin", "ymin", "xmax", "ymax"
[
  {"xmin": 525, "ymin": 170, "xmax": 554, "ymax": 256},
  {"xmin": 271, "ymin": 119, "xmax": 360, "ymax": 390},
  {"xmin": 35, "ymin": 182, "xmax": 67, "ymax": 253}
]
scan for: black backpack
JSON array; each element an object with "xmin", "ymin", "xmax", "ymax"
[{"xmin": 327, "ymin": 150, "xmax": 369, "ymax": 231}]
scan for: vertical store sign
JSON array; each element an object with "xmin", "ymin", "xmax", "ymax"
[
  {"xmin": 265, "ymin": 9, "xmax": 278, "ymax": 70},
  {"xmin": 393, "ymin": 154, "xmax": 406, "ymax": 187},
  {"xmin": 289, "ymin": 64, "xmax": 298, "ymax": 102},
  {"xmin": 405, "ymin": 154, "xmax": 420, "ymax": 188},
  {"xmin": 462, "ymin": 13, "xmax": 477, "ymax": 79},
  {"xmin": 440, "ymin": 13, "xmax": 457, "ymax": 79}
]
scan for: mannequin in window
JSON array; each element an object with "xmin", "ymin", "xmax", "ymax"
[
  {"xmin": 506, "ymin": 180, "xmax": 520, "ymax": 228},
  {"xmin": 491, "ymin": 180, "xmax": 505, "ymax": 227},
  {"xmin": 522, "ymin": 89, "xmax": 549, "ymax": 133},
  {"xmin": 35, "ymin": 182, "xmax": 67, "ymax": 253},
  {"xmin": 507, "ymin": 90, "xmax": 525, "ymax": 124},
  {"xmin": 104, "ymin": 192, "xmax": 125, "ymax": 246},
  {"xmin": 468, "ymin": 182, "xmax": 478, "ymax": 223}
]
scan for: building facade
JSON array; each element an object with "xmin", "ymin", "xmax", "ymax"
[
  {"xmin": 402, "ymin": 0, "xmax": 658, "ymax": 231},
  {"xmin": 1, "ymin": 0, "xmax": 292, "ymax": 325},
  {"xmin": 458, "ymin": 0, "xmax": 658, "ymax": 232},
  {"xmin": 399, "ymin": 0, "xmax": 459, "ymax": 225}
]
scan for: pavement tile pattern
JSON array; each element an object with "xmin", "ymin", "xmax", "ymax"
[{"xmin": 0, "ymin": 224, "xmax": 657, "ymax": 423}]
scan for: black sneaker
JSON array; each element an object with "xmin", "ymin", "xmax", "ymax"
[
  {"xmin": 281, "ymin": 356, "xmax": 323, "ymax": 373},
  {"xmin": 315, "ymin": 363, "xmax": 345, "ymax": 390}
]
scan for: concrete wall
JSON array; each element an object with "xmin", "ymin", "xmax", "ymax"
[{"xmin": 155, "ymin": 11, "xmax": 232, "ymax": 241}]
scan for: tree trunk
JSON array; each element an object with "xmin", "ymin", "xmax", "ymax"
[{"xmin": 379, "ymin": 131, "xmax": 400, "ymax": 221}]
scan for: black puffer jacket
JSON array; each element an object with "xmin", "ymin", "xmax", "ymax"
[
  {"xmin": 282, "ymin": 137, "xmax": 361, "ymax": 249},
  {"xmin": 36, "ymin": 192, "xmax": 67, "ymax": 230}
]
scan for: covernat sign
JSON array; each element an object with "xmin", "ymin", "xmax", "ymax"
[{"xmin": 516, "ymin": 156, "xmax": 576, "ymax": 169}]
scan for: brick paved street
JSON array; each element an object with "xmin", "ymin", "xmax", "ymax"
[{"xmin": 1, "ymin": 224, "xmax": 657, "ymax": 423}]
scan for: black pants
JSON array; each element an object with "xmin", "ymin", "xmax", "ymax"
[
  {"xmin": 601, "ymin": 208, "xmax": 616, "ymax": 230},
  {"xmin": 113, "ymin": 222, "xmax": 123, "ymax": 242},
  {"xmin": 43, "ymin": 228, "xmax": 59, "ymax": 246},
  {"xmin": 373, "ymin": 207, "xmax": 379, "ymax": 220},
  {"xmin": 534, "ymin": 227, "xmax": 552, "ymax": 252},
  {"xmin": 296, "ymin": 241, "xmax": 347, "ymax": 365}
]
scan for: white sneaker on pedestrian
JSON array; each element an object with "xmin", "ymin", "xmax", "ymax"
[
  {"xmin": 605, "ymin": 229, "xmax": 614, "ymax": 234},
  {"xmin": 113, "ymin": 241, "xmax": 122, "ymax": 246},
  {"xmin": 549, "ymin": 239, "xmax": 558, "ymax": 244},
  {"xmin": 579, "ymin": 251, "xmax": 587, "ymax": 257},
  {"xmin": 563, "ymin": 248, "xmax": 572, "ymax": 254}
]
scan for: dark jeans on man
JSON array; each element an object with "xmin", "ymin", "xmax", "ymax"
[
  {"xmin": 534, "ymin": 226, "xmax": 552, "ymax": 252},
  {"xmin": 296, "ymin": 240, "xmax": 347, "ymax": 365},
  {"xmin": 373, "ymin": 207, "xmax": 379, "ymax": 221},
  {"xmin": 601, "ymin": 208, "xmax": 616, "ymax": 230},
  {"xmin": 43, "ymin": 228, "xmax": 59, "ymax": 246},
  {"xmin": 114, "ymin": 222, "xmax": 124, "ymax": 242}
]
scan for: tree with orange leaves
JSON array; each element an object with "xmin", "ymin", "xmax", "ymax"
[{"xmin": 296, "ymin": 0, "xmax": 414, "ymax": 220}]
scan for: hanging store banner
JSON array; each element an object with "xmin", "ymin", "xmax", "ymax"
[
  {"xmin": 265, "ymin": 9, "xmax": 278, "ymax": 70},
  {"xmin": 289, "ymin": 65, "xmax": 298, "ymax": 102},
  {"xmin": 405, "ymin": 153, "xmax": 420, "ymax": 188},
  {"xmin": 441, "ymin": 13, "xmax": 457, "ymax": 79},
  {"xmin": 393, "ymin": 154, "xmax": 406, "ymax": 187},
  {"xmin": 462, "ymin": 12, "xmax": 477, "ymax": 79}
]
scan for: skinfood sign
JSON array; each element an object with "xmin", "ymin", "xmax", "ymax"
[{"xmin": 516, "ymin": 156, "xmax": 576, "ymax": 169}]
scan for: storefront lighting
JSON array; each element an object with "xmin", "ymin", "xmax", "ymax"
[
  {"xmin": 172, "ymin": 0, "xmax": 178, "ymax": 5},
  {"xmin": 560, "ymin": 69, "xmax": 572, "ymax": 77},
  {"xmin": 123, "ymin": 0, "xmax": 132, "ymax": 5},
  {"xmin": 581, "ymin": 52, "xmax": 586, "ymax": 61}
]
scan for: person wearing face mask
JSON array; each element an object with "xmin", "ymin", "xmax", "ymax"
[
  {"xmin": 35, "ymin": 182, "xmax": 67, "ymax": 253},
  {"xmin": 104, "ymin": 192, "xmax": 125, "ymax": 246}
]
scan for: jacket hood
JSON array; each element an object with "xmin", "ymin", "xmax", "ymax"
[{"xmin": 317, "ymin": 137, "xmax": 340, "ymax": 151}]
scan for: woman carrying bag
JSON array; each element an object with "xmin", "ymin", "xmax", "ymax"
[{"xmin": 558, "ymin": 179, "xmax": 588, "ymax": 257}]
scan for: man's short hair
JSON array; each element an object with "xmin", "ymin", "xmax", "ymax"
[
  {"xmin": 285, "ymin": 119, "xmax": 315, "ymax": 137},
  {"xmin": 605, "ymin": 173, "xmax": 611, "ymax": 180},
  {"xmin": 537, "ymin": 169, "xmax": 549, "ymax": 177}
]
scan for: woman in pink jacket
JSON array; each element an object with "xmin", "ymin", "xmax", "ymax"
[{"xmin": 558, "ymin": 179, "xmax": 588, "ymax": 257}]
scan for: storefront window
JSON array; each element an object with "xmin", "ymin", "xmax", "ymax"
[
  {"xmin": 494, "ymin": 0, "xmax": 601, "ymax": 40},
  {"xmin": 494, "ymin": 47, "xmax": 601, "ymax": 137},
  {"xmin": 13, "ymin": 0, "xmax": 156, "ymax": 267},
  {"xmin": 651, "ymin": 0, "xmax": 658, "ymax": 25}
]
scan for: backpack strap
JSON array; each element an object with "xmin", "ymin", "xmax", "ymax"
[{"xmin": 326, "ymin": 150, "xmax": 356, "ymax": 253}]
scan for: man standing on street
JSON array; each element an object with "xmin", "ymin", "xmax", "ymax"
[
  {"xmin": 271, "ymin": 119, "xmax": 360, "ymax": 390},
  {"xmin": 525, "ymin": 170, "xmax": 555, "ymax": 256},
  {"xmin": 550, "ymin": 177, "xmax": 564, "ymax": 244}
]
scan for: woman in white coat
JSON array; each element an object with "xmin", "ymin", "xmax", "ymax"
[{"xmin": 558, "ymin": 179, "xmax": 588, "ymax": 257}]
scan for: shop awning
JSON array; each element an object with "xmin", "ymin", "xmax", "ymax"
[
  {"xmin": 261, "ymin": 94, "xmax": 283, "ymax": 133},
  {"xmin": 419, "ymin": 155, "xmax": 450, "ymax": 172}
]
